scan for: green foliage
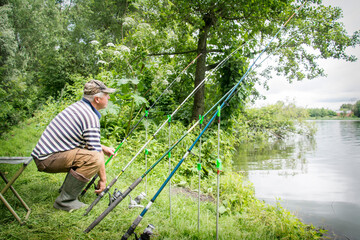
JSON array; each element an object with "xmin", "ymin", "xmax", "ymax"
[
  {"xmin": 230, "ymin": 101, "xmax": 313, "ymax": 143},
  {"xmin": 0, "ymin": 109, "xmax": 323, "ymax": 239},
  {"xmin": 1, "ymin": 0, "xmax": 353, "ymax": 236},
  {"xmin": 340, "ymin": 103, "xmax": 353, "ymax": 110},
  {"xmin": 142, "ymin": 0, "xmax": 360, "ymax": 119},
  {"xmin": 0, "ymin": 4, "xmax": 36, "ymax": 134},
  {"xmin": 2, "ymin": 0, "xmax": 359, "ymax": 133},
  {"xmin": 308, "ymin": 108, "xmax": 337, "ymax": 118},
  {"xmin": 353, "ymin": 100, "xmax": 360, "ymax": 117}
]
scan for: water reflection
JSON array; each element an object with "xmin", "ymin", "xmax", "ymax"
[
  {"xmin": 232, "ymin": 120, "xmax": 360, "ymax": 239},
  {"xmin": 233, "ymin": 136, "xmax": 316, "ymax": 176}
]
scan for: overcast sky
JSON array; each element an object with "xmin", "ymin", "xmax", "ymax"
[{"xmin": 254, "ymin": 0, "xmax": 360, "ymax": 110}]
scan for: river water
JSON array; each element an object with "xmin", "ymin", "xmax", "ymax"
[{"xmin": 233, "ymin": 120, "xmax": 360, "ymax": 239}]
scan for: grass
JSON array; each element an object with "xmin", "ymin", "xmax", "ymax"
[{"xmin": 0, "ymin": 117, "xmax": 325, "ymax": 239}]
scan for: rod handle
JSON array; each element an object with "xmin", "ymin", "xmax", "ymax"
[{"xmin": 80, "ymin": 173, "xmax": 98, "ymax": 197}]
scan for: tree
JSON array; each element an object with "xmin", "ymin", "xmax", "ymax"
[
  {"xmin": 340, "ymin": 103, "xmax": 353, "ymax": 110},
  {"xmin": 308, "ymin": 108, "xmax": 336, "ymax": 118},
  {"xmin": 0, "ymin": 0, "xmax": 146, "ymax": 132},
  {"xmin": 353, "ymin": 100, "xmax": 360, "ymax": 117},
  {"xmin": 2, "ymin": 0, "xmax": 359, "ymax": 133},
  {"xmin": 143, "ymin": 0, "xmax": 359, "ymax": 120},
  {"xmin": 0, "ymin": 2, "xmax": 44, "ymax": 133}
]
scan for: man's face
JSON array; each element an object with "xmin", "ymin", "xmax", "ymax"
[{"xmin": 95, "ymin": 93, "xmax": 110, "ymax": 110}]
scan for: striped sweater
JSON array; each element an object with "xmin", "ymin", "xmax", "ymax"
[{"xmin": 31, "ymin": 99, "xmax": 102, "ymax": 160}]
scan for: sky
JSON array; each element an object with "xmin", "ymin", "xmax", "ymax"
[{"xmin": 254, "ymin": 0, "xmax": 360, "ymax": 110}]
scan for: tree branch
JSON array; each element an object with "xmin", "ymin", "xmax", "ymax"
[
  {"xmin": 148, "ymin": 49, "xmax": 223, "ymax": 56},
  {"xmin": 148, "ymin": 50, "xmax": 197, "ymax": 56}
]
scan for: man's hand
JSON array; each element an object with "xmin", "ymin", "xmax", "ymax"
[
  {"xmin": 95, "ymin": 179, "xmax": 106, "ymax": 194},
  {"xmin": 101, "ymin": 145, "xmax": 117, "ymax": 158}
]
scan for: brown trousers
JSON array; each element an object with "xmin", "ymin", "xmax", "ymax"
[{"xmin": 34, "ymin": 148, "xmax": 104, "ymax": 181}]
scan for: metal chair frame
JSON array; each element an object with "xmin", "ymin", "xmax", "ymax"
[{"xmin": 0, "ymin": 157, "xmax": 33, "ymax": 225}]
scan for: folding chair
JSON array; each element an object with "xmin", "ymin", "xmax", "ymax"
[{"xmin": 0, "ymin": 157, "xmax": 33, "ymax": 225}]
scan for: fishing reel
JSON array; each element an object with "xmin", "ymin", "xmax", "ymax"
[
  {"xmin": 134, "ymin": 224, "xmax": 155, "ymax": 240},
  {"xmin": 108, "ymin": 188, "xmax": 123, "ymax": 206},
  {"xmin": 129, "ymin": 192, "xmax": 146, "ymax": 209}
]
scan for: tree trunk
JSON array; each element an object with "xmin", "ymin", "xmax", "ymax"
[{"xmin": 191, "ymin": 25, "xmax": 209, "ymax": 121}]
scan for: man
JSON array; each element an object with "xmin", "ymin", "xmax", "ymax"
[{"xmin": 31, "ymin": 79, "xmax": 116, "ymax": 212}]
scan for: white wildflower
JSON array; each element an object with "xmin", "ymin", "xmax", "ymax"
[
  {"xmin": 166, "ymin": 70, "xmax": 172, "ymax": 75},
  {"xmin": 118, "ymin": 45, "xmax": 130, "ymax": 53},
  {"xmin": 162, "ymin": 80, "xmax": 169, "ymax": 85},
  {"xmin": 138, "ymin": 23, "xmax": 151, "ymax": 31},
  {"xmin": 97, "ymin": 60, "xmax": 107, "ymax": 64},
  {"xmin": 123, "ymin": 17, "xmax": 135, "ymax": 27},
  {"xmin": 90, "ymin": 40, "xmax": 99, "ymax": 45},
  {"xmin": 113, "ymin": 50, "xmax": 121, "ymax": 56},
  {"xmin": 96, "ymin": 50, "xmax": 103, "ymax": 55},
  {"xmin": 107, "ymin": 42, "xmax": 115, "ymax": 47}
]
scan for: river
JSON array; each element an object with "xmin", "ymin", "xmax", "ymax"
[{"xmin": 233, "ymin": 120, "xmax": 360, "ymax": 239}]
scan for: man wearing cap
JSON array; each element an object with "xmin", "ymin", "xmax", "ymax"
[{"xmin": 31, "ymin": 79, "xmax": 116, "ymax": 212}]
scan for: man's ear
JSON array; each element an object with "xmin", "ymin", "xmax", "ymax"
[{"xmin": 94, "ymin": 96, "xmax": 100, "ymax": 103}]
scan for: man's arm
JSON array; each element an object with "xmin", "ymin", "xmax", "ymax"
[
  {"xmin": 94, "ymin": 145, "xmax": 117, "ymax": 193},
  {"xmin": 101, "ymin": 145, "xmax": 116, "ymax": 157},
  {"xmin": 95, "ymin": 159, "xmax": 107, "ymax": 194}
]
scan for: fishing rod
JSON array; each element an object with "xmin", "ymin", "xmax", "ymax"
[
  {"xmin": 84, "ymin": 83, "xmax": 238, "ymax": 232},
  {"xmin": 167, "ymin": 114, "xmax": 172, "ymax": 219},
  {"xmin": 83, "ymin": 43, "xmax": 244, "ymax": 215},
  {"xmin": 85, "ymin": 18, "xmax": 266, "ymax": 229},
  {"xmin": 144, "ymin": 111, "xmax": 149, "ymax": 195},
  {"xmin": 83, "ymin": 82, "xmax": 238, "ymax": 219},
  {"xmin": 215, "ymin": 105, "xmax": 221, "ymax": 240},
  {"xmin": 197, "ymin": 114, "xmax": 203, "ymax": 232},
  {"xmin": 80, "ymin": 54, "xmax": 202, "ymax": 197},
  {"xmin": 121, "ymin": 4, "xmax": 306, "ymax": 239}
]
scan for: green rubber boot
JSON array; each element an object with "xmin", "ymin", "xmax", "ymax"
[{"xmin": 54, "ymin": 169, "xmax": 88, "ymax": 212}]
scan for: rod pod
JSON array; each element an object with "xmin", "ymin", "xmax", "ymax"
[
  {"xmin": 83, "ymin": 86, "xmax": 238, "ymax": 233},
  {"xmin": 83, "ymin": 49, "xmax": 238, "ymax": 215}
]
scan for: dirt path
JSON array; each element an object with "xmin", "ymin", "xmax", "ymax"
[{"xmin": 171, "ymin": 186, "xmax": 215, "ymax": 202}]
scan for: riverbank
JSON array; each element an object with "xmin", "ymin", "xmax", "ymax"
[
  {"xmin": 308, "ymin": 116, "xmax": 360, "ymax": 120},
  {"xmin": 0, "ymin": 116, "xmax": 325, "ymax": 239}
]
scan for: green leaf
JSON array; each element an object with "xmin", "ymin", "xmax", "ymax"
[
  {"xmin": 132, "ymin": 94, "xmax": 148, "ymax": 106},
  {"xmin": 117, "ymin": 78, "xmax": 129, "ymax": 85},
  {"xmin": 128, "ymin": 78, "xmax": 139, "ymax": 85},
  {"xmin": 218, "ymin": 205, "xmax": 227, "ymax": 214}
]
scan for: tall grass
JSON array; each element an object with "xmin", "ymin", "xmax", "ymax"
[{"xmin": 0, "ymin": 101, "xmax": 325, "ymax": 239}]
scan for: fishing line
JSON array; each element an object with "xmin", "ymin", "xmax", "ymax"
[
  {"xmin": 83, "ymin": 44, "xmax": 244, "ymax": 215},
  {"xmin": 80, "ymin": 54, "xmax": 201, "ymax": 197},
  {"xmin": 252, "ymin": 26, "xmax": 310, "ymax": 73},
  {"xmin": 120, "ymin": 3, "xmax": 306, "ymax": 239},
  {"xmin": 84, "ymin": 83, "xmax": 239, "ymax": 233}
]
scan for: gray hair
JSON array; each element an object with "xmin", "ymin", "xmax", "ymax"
[{"xmin": 83, "ymin": 92, "xmax": 106, "ymax": 102}]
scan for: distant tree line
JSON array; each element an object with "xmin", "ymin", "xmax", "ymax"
[
  {"xmin": 307, "ymin": 101, "xmax": 360, "ymax": 118},
  {"xmin": 307, "ymin": 108, "xmax": 337, "ymax": 118}
]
